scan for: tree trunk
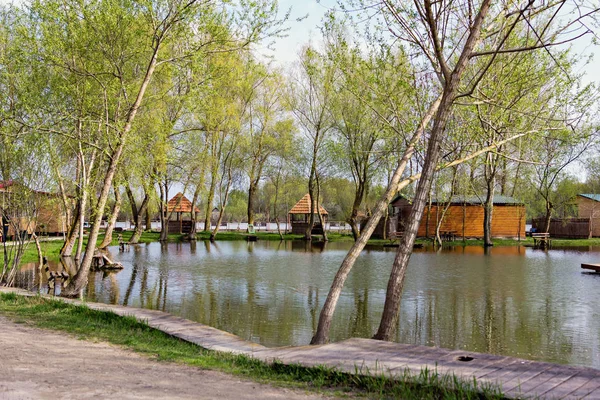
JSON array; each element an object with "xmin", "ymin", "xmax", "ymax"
[
  {"xmin": 210, "ymin": 161, "xmax": 234, "ymax": 241},
  {"xmin": 54, "ymin": 166, "xmax": 72, "ymax": 231},
  {"xmin": 60, "ymin": 203, "xmax": 81, "ymax": 257},
  {"xmin": 98, "ymin": 186, "xmax": 122, "ymax": 249},
  {"xmin": 544, "ymin": 201, "xmax": 553, "ymax": 233},
  {"xmin": 75, "ymin": 181, "xmax": 88, "ymax": 263},
  {"xmin": 373, "ymin": 0, "xmax": 491, "ymax": 341},
  {"xmin": 129, "ymin": 192, "xmax": 149, "ymax": 244},
  {"xmin": 145, "ymin": 208, "xmax": 151, "ymax": 232},
  {"xmin": 159, "ymin": 181, "xmax": 169, "ymax": 242},
  {"xmin": 247, "ymin": 182, "xmax": 257, "ymax": 226},
  {"xmin": 310, "ymin": 94, "xmax": 442, "ymax": 345},
  {"xmin": 204, "ymin": 172, "xmax": 217, "ymax": 232},
  {"xmin": 483, "ymin": 151, "xmax": 497, "ymax": 247},
  {"xmin": 483, "ymin": 178, "xmax": 495, "ymax": 247},
  {"xmin": 125, "ymin": 185, "xmax": 139, "ymax": 226},
  {"xmin": 188, "ymin": 186, "xmax": 200, "ymax": 240},
  {"xmin": 61, "ymin": 40, "xmax": 161, "ymax": 298},
  {"xmin": 306, "ymin": 155, "xmax": 317, "ymax": 240},
  {"xmin": 349, "ymin": 180, "xmax": 366, "ymax": 241},
  {"xmin": 315, "ymin": 170, "xmax": 328, "ymax": 242}
]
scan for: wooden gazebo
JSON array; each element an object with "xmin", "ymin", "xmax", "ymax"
[
  {"xmin": 288, "ymin": 194, "xmax": 328, "ymax": 235},
  {"xmin": 167, "ymin": 192, "xmax": 200, "ymax": 234}
]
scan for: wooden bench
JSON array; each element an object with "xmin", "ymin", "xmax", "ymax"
[
  {"xmin": 382, "ymin": 232, "xmax": 402, "ymax": 247},
  {"xmin": 532, "ymin": 232, "xmax": 551, "ymax": 249},
  {"xmin": 441, "ymin": 230, "xmax": 457, "ymax": 242},
  {"xmin": 581, "ymin": 263, "xmax": 600, "ymax": 273}
]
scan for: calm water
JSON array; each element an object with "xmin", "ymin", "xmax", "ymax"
[{"xmin": 16, "ymin": 241, "xmax": 600, "ymax": 368}]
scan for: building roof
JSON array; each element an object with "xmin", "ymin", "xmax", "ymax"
[
  {"xmin": 0, "ymin": 180, "xmax": 14, "ymax": 190},
  {"xmin": 288, "ymin": 193, "xmax": 328, "ymax": 215},
  {"xmin": 578, "ymin": 194, "xmax": 600, "ymax": 202},
  {"xmin": 392, "ymin": 194, "xmax": 524, "ymax": 206},
  {"xmin": 167, "ymin": 193, "xmax": 200, "ymax": 213}
]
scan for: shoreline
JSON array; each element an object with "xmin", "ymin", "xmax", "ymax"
[{"xmin": 2, "ymin": 286, "xmax": 599, "ymax": 399}]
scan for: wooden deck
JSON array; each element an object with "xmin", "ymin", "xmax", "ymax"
[
  {"xmin": 2, "ymin": 286, "xmax": 600, "ymax": 399},
  {"xmin": 582, "ymin": 263, "xmax": 600, "ymax": 273}
]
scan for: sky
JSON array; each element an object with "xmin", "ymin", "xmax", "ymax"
[{"xmin": 270, "ymin": 0, "xmax": 600, "ymax": 86}]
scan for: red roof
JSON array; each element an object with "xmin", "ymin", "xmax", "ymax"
[
  {"xmin": 167, "ymin": 193, "xmax": 200, "ymax": 213},
  {"xmin": 288, "ymin": 193, "xmax": 328, "ymax": 215},
  {"xmin": 0, "ymin": 180, "xmax": 14, "ymax": 190}
]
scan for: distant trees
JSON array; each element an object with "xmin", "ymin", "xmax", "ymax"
[{"xmin": 0, "ymin": 0, "xmax": 288, "ymax": 295}]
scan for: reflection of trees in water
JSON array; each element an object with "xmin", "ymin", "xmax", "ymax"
[
  {"xmin": 308, "ymin": 285, "xmax": 319, "ymax": 331},
  {"xmin": 394, "ymin": 254, "xmax": 577, "ymax": 365},
  {"xmin": 55, "ymin": 242, "xmax": 593, "ymax": 362}
]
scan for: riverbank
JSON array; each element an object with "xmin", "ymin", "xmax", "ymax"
[
  {"xmin": 4, "ymin": 287, "xmax": 600, "ymax": 399},
  {"xmin": 7, "ymin": 229, "xmax": 600, "ymax": 266},
  {"xmin": 0, "ymin": 289, "xmax": 504, "ymax": 399}
]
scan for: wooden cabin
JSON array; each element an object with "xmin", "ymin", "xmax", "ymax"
[
  {"xmin": 1, "ymin": 180, "xmax": 69, "ymax": 240},
  {"xmin": 167, "ymin": 193, "xmax": 200, "ymax": 234},
  {"xmin": 390, "ymin": 194, "xmax": 526, "ymax": 239},
  {"xmin": 288, "ymin": 194, "xmax": 328, "ymax": 235},
  {"xmin": 575, "ymin": 194, "xmax": 600, "ymax": 237}
]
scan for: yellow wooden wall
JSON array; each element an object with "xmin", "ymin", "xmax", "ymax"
[
  {"xmin": 576, "ymin": 197, "xmax": 600, "ymax": 237},
  {"xmin": 416, "ymin": 204, "xmax": 526, "ymax": 239}
]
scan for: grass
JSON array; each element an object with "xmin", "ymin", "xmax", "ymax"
[{"xmin": 0, "ymin": 292, "xmax": 505, "ymax": 399}]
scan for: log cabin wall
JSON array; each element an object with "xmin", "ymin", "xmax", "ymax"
[
  {"xmin": 416, "ymin": 204, "xmax": 526, "ymax": 239},
  {"xmin": 576, "ymin": 196, "xmax": 600, "ymax": 237}
]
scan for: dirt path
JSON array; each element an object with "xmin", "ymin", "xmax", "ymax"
[{"xmin": 0, "ymin": 317, "xmax": 329, "ymax": 400}]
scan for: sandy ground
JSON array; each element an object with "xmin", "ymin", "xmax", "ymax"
[{"xmin": 0, "ymin": 316, "xmax": 329, "ymax": 400}]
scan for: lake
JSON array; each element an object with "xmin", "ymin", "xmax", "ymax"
[{"xmin": 15, "ymin": 241, "xmax": 600, "ymax": 369}]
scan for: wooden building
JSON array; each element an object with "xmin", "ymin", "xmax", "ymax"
[
  {"xmin": 575, "ymin": 194, "xmax": 600, "ymax": 237},
  {"xmin": 1, "ymin": 180, "xmax": 68, "ymax": 240},
  {"xmin": 391, "ymin": 194, "xmax": 526, "ymax": 239},
  {"xmin": 288, "ymin": 194, "xmax": 328, "ymax": 235},
  {"xmin": 167, "ymin": 192, "xmax": 200, "ymax": 234}
]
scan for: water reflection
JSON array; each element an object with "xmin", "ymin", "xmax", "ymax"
[{"xmin": 15, "ymin": 241, "xmax": 600, "ymax": 369}]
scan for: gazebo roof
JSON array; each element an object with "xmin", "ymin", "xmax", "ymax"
[
  {"xmin": 288, "ymin": 194, "xmax": 328, "ymax": 215},
  {"xmin": 167, "ymin": 192, "xmax": 200, "ymax": 213}
]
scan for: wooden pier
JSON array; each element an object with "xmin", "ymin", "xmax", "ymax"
[
  {"xmin": 581, "ymin": 263, "xmax": 600, "ymax": 273},
  {"xmin": 92, "ymin": 252, "xmax": 123, "ymax": 270}
]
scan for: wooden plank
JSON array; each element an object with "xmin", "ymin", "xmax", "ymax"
[
  {"xmin": 581, "ymin": 263, "xmax": 600, "ymax": 272},
  {"xmin": 537, "ymin": 373, "xmax": 594, "ymax": 399},
  {"xmin": 495, "ymin": 363, "xmax": 554, "ymax": 393},
  {"xmin": 569, "ymin": 378, "xmax": 600, "ymax": 399}
]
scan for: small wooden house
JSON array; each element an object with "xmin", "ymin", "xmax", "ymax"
[
  {"xmin": 1, "ymin": 180, "xmax": 68, "ymax": 240},
  {"xmin": 391, "ymin": 194, "xmax": 526, "ymax": 239},
  {"xmin": 167, "ymin": 192, "xmax": 200, "ymax": 234},
  {"xmin": 575, "ymin": 194, "xmax": 600, "ymax": 237},
  {"xmin": 288, "ymin": 194, "xmax": 328, "ymax": 235}
]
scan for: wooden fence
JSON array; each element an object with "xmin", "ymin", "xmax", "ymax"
[{"xmin": 531, "ymin": 218, "xmax": 591, "ymax": 239}]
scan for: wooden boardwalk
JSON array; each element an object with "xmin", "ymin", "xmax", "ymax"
[
  {"xmin": 582, "ymin": 263, "xmax": 600, "ymax": 273},
  {"xmin": 2, "ymin": 287, "xmax": 599, "ymax": 399}
]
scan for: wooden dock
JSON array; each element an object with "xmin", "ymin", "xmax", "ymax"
[
  {"xmin": 3, "ymin": 286, "xmax": 600, "ymax": 399},
  {"xmin": 581, "ymin": 263, "xmax": 600, "ymax": 273}
]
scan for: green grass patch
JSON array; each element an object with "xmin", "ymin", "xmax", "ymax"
[{"xmin": 0, "ymin": 292, "xmax": 504, "ymax": 399}]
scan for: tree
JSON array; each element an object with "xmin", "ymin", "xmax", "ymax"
[
  {"xmin": 289, "ymin": 46, "xmax": 336, "ymax": 241},
  {"xmin": 243, "ymin": 66, "xmax": 295, "ymax": 226},
  {"xmin": 313, "ymin": 0, "xmax": 599, "ymax": 343}
]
